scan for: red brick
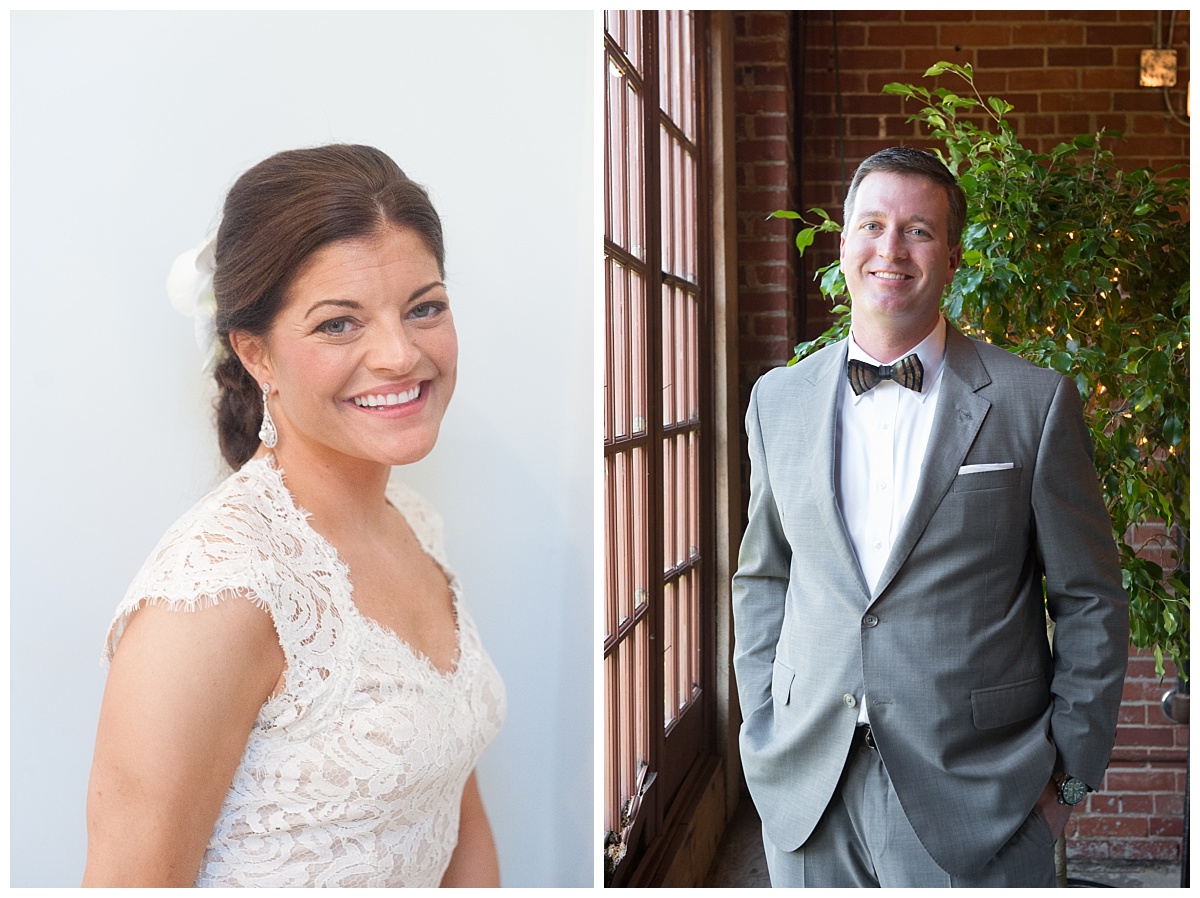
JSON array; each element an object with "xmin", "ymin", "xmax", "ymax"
[
  {"xmin": 837, "ymin": 47, "xmax": 904, "ymax": 71},
  {"xmin": 738, "ymin": 187, "xmax": 793, "ymax": 211},
  {"xmin": 1083, "ymin": 68, "xmax": 1143, "ymax": 91},
  {"xmin": 868, "ymin": 23, "xmax": 940, "ymax": 45},
  {"xmin": 1086, "ymin": 24, "xmax": 1154, "ymax": 46},
  {"xmin": 1126, "ymin": 654, "xmax": 1163, "ymax": 677},
  {"xmin": 904, "ymin": 11, "xmax": 973, "ymax": 23},
  {"xmin": 1104, "ymin": 769, "xmax": 1177, "ymax": 793},
  {"xmin": 1047, "ymin": 11, "xmax": 1113, "ymax": 23},
  {"xmin": 740, "ymin": 138, "xmax": 790, "ymax": 164},
  {"xmin": 1155, "ymin": 793, "xmax": 1185, "ymax": 816},
  {"xmin": 836, "ymin": 12, "xmax": 903, "ymax": 24},
  {"xmin": 750, "ymin": 115, "xmax": 790, "ymax": 139},
  {"xmin": 1074, "ymin": 815, "xmax": 1148, "ymax": 838},
  {"xmin": 1150, "ymin": 816, "xmax": 1185, "ymax": 837},
  {"xmin": 939, "ymin": 24, "xmax": 1014, "ymax": 48},
  {"xmin": 1113, "ymin": 92, "xmax": 1174, "ymax": 113},
  {"xmin": 739, "ymin": 292, "xmax": 791, "ymax": 315},
  {"xmin": 749, "ymin": 312, "xmax": 793, "ymax": 338},
  {"xmin": 1117, "ymin": 703, "xmax": 1147, "ymax": 726},
  {"xmin": 1008, "ymin": 68, "xmax": 1078, "ymax": 92},
  {"xmin": 1040, "ymin": 91, "xmax": 1113, "ymax": 113},
  {"xmin": 737, "ymin": 90, "xmax": 791, "ymax": 117},
  {"xmin": 1048, "ymin": 46, "xmax": 1114, "ymax": 67},
  {"xmin": 1115, "ymin": 725, "xmax": 1180, "ymax": 749},
  {"xmin": 1011, "ymin": 23, "xmax": 1085, "ymax": 46},
  {"xmin": 1084, "ymin": 794, "xmax": 1120, "ymax": 814},
  {"xmin": 975, "ymin": 10, "xmax": 1041, "ymax": 21},
  {"xmin": 740, "ymin": 12, "xmax": 790, "ymax": 41},
  {"xmin": 978, "ymin": 47, "xmax": 1045, "ymax": 69},
  {"xmin": 738, "ymin": 65, "xmax": 791, "ymax": 91},
  {"xmin": 1115, "ymin": 793, "xmax": 1154, "ymax": 815},
  {"xmin": 747, "ymin": 264, "xmax": 789, "ymax": 288}
]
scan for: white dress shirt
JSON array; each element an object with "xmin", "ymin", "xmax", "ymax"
[{"xmin": 837, "ymin": 317, "xmax": 947, "ymax": 723}]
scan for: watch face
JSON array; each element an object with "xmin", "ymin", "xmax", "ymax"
[{"xmin": 1060, "ymin": 776, "xmax": 1088, "ymax": 806}]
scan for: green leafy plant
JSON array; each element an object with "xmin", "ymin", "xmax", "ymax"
[{"xmin": 774, "ymin": 62, "xmax": 1189, "ymax": 677}]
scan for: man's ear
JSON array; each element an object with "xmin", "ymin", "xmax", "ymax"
[
  {"xmin": 948, "ymin": 242, "xmax": 963, "ymax": 277},
  {"xmin": 229, "ymin": 330, "xmax": 272, "ymax": 386}
]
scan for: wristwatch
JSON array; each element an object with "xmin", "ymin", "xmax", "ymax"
[{"xmin": 1054, "ymin": 772, "xmax": 1089, "ymax": 806}]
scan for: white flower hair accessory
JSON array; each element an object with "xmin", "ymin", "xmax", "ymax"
[{"xmin": 167, "ymin": 233, "xmax": 219, "ymax": 370}]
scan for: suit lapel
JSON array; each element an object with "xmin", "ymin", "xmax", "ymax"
[
  {"xmin": 804, "ymin": 342, "xmax": 874, "ymax": 602},
  {"xmin": 871, "ymin": 326, "xmax": 992, "ymax": 600}
]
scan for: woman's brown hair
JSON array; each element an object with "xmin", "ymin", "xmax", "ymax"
[{"xmin": 211, "ymin": 144, "xmax": 444, "ymax": 468}]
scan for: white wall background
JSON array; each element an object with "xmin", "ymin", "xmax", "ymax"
[{"xmin": 10, "ymin": 11, "xmax": 594, "ymax": 888}]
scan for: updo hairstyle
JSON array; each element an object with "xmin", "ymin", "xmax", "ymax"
[{"xmin": 212, "ymin": 144, "xmax": 445, "ymax": 469}]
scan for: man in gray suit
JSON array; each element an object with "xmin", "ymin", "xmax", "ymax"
[{"xmin": 732, "ymin": 147, "xmax": 1129, "ymax": 887}]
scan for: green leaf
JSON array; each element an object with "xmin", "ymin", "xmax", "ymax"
[{"xmin": 987, "ymin": 96, "xmax": 1014, "ymax": 117}]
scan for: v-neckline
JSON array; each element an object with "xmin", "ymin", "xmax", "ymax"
[{"xmin": 255, "ymin": 455, "xmax": 464, "ymax": 678}]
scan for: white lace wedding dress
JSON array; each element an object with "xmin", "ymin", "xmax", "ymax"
[{"xmin": 103, "ymin": 456, "xmax": 506, "ymax": 887}]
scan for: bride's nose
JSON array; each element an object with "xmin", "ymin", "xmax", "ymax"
[{"xmin": 366, "ymin": 320, "xmax": 421, "ymax": 373}]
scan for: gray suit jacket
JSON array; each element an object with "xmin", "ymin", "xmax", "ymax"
[{"xmin": 732, "ymin": 324, "xmax": 1129, "ymax": 875}]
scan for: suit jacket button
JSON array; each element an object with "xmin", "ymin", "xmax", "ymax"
[
  {"xmin": 843, "ymin": 694, "xmax": 857, "ymax": 708},
  {"xmin": 864, "ymin": 614, "xmax": 879, "ymax": 628}
]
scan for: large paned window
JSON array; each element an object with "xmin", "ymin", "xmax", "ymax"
[{"xmin": 603, "ymin": 10, "xmax": 713, "ymax": 884}]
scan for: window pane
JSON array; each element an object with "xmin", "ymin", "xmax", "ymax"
[{"xmin": 605, "ymin": 10, "xmax": 642, "ymax": 74}]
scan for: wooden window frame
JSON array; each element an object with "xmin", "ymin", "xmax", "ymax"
[{"xmin": 603, "ymin": 10, "xmax": 716, "ymax": 886}]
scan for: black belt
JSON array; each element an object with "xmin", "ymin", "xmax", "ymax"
[{"xmin": 855, "ymin": 724, "xmax": 877, "ymax": 750}]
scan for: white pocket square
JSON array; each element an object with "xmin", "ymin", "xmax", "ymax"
[{"xmin": 958, "ymin": 463, "xmax": 1015, "ymax": 474}]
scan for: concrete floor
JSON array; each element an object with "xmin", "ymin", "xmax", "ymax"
[{"xmin": 705, "ymin": 796, "xmax": 1186, "ymax": 888}]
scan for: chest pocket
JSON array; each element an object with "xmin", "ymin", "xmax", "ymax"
[{"xmin": 951, "ymin": 465, "xmax": 1022, "ymax": 492}]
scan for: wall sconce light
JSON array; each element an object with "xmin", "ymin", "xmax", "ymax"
[
  {"xmin": 1139, "ymin": 49, "xmax": 1177, "ymax": 88},
  {"xmin": 1141, "ymin": 13, "xmax": 1188, "ymax": 126}
]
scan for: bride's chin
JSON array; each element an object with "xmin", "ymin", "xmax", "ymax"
[{"xmin": 372, "ymin": 433, "xmax": 442, "ymax": 468}]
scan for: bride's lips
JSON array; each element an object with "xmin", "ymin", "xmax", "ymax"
[{"xmin": 347, "ymin": 382, "xmax": 428, "ymax": 416}]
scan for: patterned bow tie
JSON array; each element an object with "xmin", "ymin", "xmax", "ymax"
[{"xmin": 847, "ymin": 353, "xmax": 924, "ymax": 396}]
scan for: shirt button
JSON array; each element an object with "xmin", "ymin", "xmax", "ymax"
[
  {"xmin": 864, "ymin": 614, "xmax": 879, "ymax": 628},
  {"xmin": 843, "ymin": 694, "xmax": 857, "ymax": 708}
]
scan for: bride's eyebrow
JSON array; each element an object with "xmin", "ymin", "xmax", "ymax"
[
  {"xmin": 303, "ymin": 282, "xmax": 446, "ymax": 320},
  {"xmin": 304, "ymin": 299, "xmax": 361, "ymax": 320},
  {"xmin": 409, "ymin": 282, "xmax": 447, "ymax": 302}
]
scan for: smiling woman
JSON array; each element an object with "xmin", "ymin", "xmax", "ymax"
[
  {"xmin": 83, "ymin": 145, "xmax": 506, "ymax": 888},
  {"xmin": 232, "ymin": 226, "xmax": 459, "ymax": 473}
]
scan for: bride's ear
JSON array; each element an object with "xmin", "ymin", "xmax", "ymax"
[{"xmin": 229, "ymin": 330, "xmax": 273, "ymax": 386}]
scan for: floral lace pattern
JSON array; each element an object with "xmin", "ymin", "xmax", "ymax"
[{"xmin": 104, "ymin": 457, "xmax": 506, "ymax": 887}]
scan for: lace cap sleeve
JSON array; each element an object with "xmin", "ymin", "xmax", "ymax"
[{"xmin": 102, "ymin": 485, "xmax": 280, "ymax": 664}]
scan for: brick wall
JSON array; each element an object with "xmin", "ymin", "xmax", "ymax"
[
  {"xmin": 1072, "ymin": 648, "xmax": 1188, "ymax": 862},
  {"xmin": 732, "ymin": 9, "xmax": 1190, "ymax": 866},
  {"xmin": 734, "ymin": 11, "xmax": 799, "ymax": 390}
]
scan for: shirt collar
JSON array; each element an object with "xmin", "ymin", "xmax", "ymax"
[{"xmin": 846, "ymin": 316, "xmax": 947, "ymax": 402}]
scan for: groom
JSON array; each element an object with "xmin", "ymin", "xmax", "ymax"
[{"xmin": 732, "ymin": 147, "xmax": 1129, "ymax": 887}]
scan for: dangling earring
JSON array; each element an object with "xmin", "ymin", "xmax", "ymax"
[{"xmin": 259, "ymin": 382, "xmax": 278, "ymax": 449}]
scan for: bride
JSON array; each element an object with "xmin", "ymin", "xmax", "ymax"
[{"xmin": 83, "ymin": 145, "xmax": 505, "ymax": 887}]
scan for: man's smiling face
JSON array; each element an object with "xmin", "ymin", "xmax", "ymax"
[{"xmin": 841, "ymin": 170, "xmax": 962, "ymax": 350}]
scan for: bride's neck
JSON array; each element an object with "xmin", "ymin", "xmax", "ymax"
[{"xmin": 263, "ymin": 444, "xmax": 393, "ymax": 536}]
